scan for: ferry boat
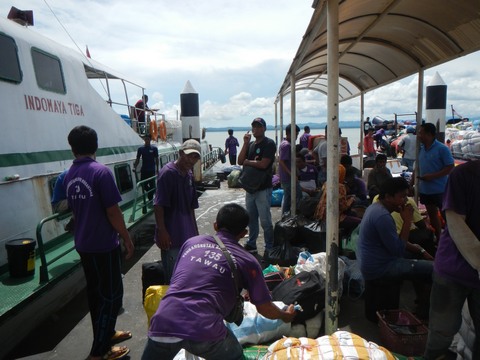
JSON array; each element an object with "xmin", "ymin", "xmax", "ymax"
[{"xmin": 0, "ymin": 9, "xmax": 221, "ymax": 357}]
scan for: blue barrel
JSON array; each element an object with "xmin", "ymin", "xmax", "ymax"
[{"xmin": 5, "ymin": 238, "xmax": 36, "ymax": 277}]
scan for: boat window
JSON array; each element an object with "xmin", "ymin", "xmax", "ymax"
[
  {"xmin": 114, "ymin": 163, "xmax": 133, "ymax": 194},
  {"xmin": 31, "ymin": 48, "xmax": 66, "ymax": 94},
  {"xmin": 0, "ymin": 33, "xmax": 22, "ymax": 83}
]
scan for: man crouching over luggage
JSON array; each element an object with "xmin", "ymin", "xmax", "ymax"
[{"xmin": 142, "ymin": 203, "xmax": 296, "ymax": 360}]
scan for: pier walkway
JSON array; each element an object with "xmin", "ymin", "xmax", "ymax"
[{"xmin": 10, "ymin": 181, "xmax": 418, "ymax": 359}]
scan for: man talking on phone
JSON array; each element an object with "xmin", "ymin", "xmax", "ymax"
[{"xmin": 238, "ymin": 118, "xmax": 276, "ymax": 262}]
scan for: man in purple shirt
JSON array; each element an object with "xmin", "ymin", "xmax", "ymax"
[
  {"xmin": 142, "ymin": 204, "xmax": 296, "ymax": 360},
  {"xmin": 224, "ymin": 129, "xmax": 240, "ymax": 165},
  {"xmin": 64, "ymin": 126, "xmax": 134, "ymax": 360},
  {"xmin": 278, "ymin": 124, "xmax": 301, "ymax": 215},
  {"xmin": 154, "ymin": 139, "xmax": 201, "ymax": 284},
  {"xmin": 425, "ymin": 160, "xmax": 480, "ymax": 360},
  {"xmin": 299, "ymin": 125, "xmax": 311, "ymax": 149}
]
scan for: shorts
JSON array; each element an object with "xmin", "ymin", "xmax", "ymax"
[{"xmin": 419, "ymin": 193, "xmax": 443, "ymax": 208}]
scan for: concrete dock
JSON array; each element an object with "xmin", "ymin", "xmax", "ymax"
[{"xmin": 9, "ymin": 181, "xmax": 418, "ymax": 359}]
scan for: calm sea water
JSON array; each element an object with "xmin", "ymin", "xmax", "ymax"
[{"xmin": 204, "ymin": 127, "xmax": 363, "ymax": 155}]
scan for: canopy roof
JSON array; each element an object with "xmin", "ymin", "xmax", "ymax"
[{"xmin": 278, "ymin": 0, "xmax": 480, "ymax": 101}]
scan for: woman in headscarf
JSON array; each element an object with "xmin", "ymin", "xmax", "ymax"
[{"xmin": 314, "ymin": 164, "xmax": 362, "ymax": 237}]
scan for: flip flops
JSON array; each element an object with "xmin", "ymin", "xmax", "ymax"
[
  {"xmin": 110, "ymin": 330, "xmax": 132, "ymax": 344},
  {"xmin": 103, "ymin": 345, "xmax": 130, "ymax": 360}
]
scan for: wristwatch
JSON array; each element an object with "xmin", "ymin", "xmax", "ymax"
[{"xmin": 420, "ymin": 248, "xmax": 426, "ymax": 254}]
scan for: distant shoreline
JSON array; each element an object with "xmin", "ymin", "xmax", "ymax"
[{"xmin": 205, "ymin": 121, "xmax": 361, "ymax": 132}]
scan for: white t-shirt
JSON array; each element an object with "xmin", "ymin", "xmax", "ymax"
[{"xmin": 398, "ymin": 134, "xmax": 416, "ymax": 160}]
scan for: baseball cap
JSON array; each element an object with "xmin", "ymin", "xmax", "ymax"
[
  {"xmin": 251, "ymin": 117, "xmax": 266, "ymax": 128},
  {"xmin": 406, "ymin": 126, "xmax": 415, "ymax": 133},
  {"xmin": 181, "ymin": 139, "xmax": 201, "ymax": 156}
]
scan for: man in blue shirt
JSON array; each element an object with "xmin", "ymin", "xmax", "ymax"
[
  {"xmin": 134, "ymin": 135, "xmax": 159, "ymax": 201},
  {"xmin": 358, "ymin": 177, "xmax": 433, "ymax": 317},
  {"xmin": 51, "ymin": 169, "xmax": 69, "ymax": 213},
  {"xmin": 416, "ymin": 123, "xmax": 454, "ymax": 241}
]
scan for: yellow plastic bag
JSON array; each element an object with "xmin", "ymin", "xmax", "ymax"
[{"xmin": 143, "ymin": 285, "xmax": 169, "ymax": 327}]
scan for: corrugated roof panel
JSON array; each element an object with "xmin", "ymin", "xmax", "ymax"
[{"xmin": 278, "ymin": 0, "xmax": 480, "ymax": 101}]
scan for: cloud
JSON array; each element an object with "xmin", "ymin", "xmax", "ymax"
[{"xmin": 11, "ymin": 0, "xmax": 480, "ymax": 127}]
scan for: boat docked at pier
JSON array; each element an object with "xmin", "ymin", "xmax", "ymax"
[{"xmin": 0, "ymin": 9, "xmax": 222, "ymax": 358}]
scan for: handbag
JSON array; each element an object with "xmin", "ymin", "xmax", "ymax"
[
  {"xmin": 238, "ymin": 165, "xmax": 269, "ymax": 193},
  {"xmin": 213, "ymin": 234, "xmax": 244, "ymax": 326}
]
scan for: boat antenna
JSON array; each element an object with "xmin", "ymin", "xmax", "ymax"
[
  {"xmin": 43, "ymin": 0, "xmax": 108, "ymax": 95},
  {"xmin": 43, "ymin": 0, "xmax": 86, "ymax": 58}
]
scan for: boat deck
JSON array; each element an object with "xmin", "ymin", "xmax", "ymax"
[
  {"xmin": 7, "ymin": 180, "xmax": 422, "ymax": 360},
  {"xmin": 0, "ymin": 197, "xmax": 153, "ymax": 313},
  {"xmin": 0, "ymin": 184, "xmax": 158, "ymax": 359}
]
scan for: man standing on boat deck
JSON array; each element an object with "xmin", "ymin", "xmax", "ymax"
[
  {"xmin": 64, "ymin": 125, "xmax": 134, "ymax": 360},
  {"xmin": 154, "ymin": 139, "xmax": 200, "ymax": 283},
  {"xmin": 133, "ymin": 135, "xmax": 159, "ymax": 202},
  {"xmin": 134, "ymin": 95, "xmax": 150, "ymax": 124},
  {"xmin": 415, "ymin": 123, "xmax": 454, "ymax": 242},
  {"xmin": 424, "ymin": 160, "xmax": 480, "ymax": 360},
  {"xmin": 238, "ymin": 117, "xmax": 276, "ymax": 260}
]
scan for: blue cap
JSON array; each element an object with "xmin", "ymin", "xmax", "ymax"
[
  {"xmin": 407, "ymin": 126, "xmax": 415, "ymax": 134},
  {"xmin": 252, "ymin": 117, "xmax": 266, "ymax": 128}
]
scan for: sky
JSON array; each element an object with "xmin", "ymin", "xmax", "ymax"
[{"xmin": 9, "ymin": 0, "xmax": 480, "ymax": 128}]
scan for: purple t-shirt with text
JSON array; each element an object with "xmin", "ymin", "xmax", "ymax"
[
  {"xmin": 64, "ymin": 157, "xmax": 122, "ymax": 253},
  {"xmin": 148, "ymin": 231, "xmax": 271, "ymax": 342},
  {"xmin": 154, "ymin": 161, "xmax": 199, "ymax": 249}
]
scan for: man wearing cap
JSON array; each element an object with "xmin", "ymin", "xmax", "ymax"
[
  {"xmin": 154, "ymin": 139, "xmax": 201, "ymax": 283},
  {"xmin": 238, "ymin": 118, "xmax": 276, "ymax": 258},
  {"xmin": 133, "ymin": 135, "xmax": 159, "ymax": 202},
  {"xmin": 398, "ymin": 127, "xmax": 417, "ymax": 172}
]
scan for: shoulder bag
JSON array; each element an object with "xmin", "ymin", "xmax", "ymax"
[
  {"xmin": 238, "ymin": 142, "xmax": 269, "ymax": 193},
  {"xmin": 213, "ymin": 234, "xmax": 244, "ymax": 326}
]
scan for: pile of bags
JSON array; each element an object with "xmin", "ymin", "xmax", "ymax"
[{"xmin": 262, "ymin": 331, "xmax": 395, "ymax": 360}]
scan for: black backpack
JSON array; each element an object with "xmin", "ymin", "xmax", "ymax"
[{"xmin": 272, "ymin": 270, "xmax": 325, "ymax": 323}]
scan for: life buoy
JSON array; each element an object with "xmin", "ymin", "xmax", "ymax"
[
  {"xmin": 149, "ymin": 121, "xmax": 158, "ymax": 141},
  {"xmin": 158, "ymin": 121, "xmax": 167, "ymax": 141}
]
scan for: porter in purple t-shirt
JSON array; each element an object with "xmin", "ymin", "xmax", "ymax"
[
  {"xmin": 154, "ymin": 161, "xmax": 199, "ymax": 249},
  {"xmin": 434, "ymin": 160, "xmax": 480, "ymax": 289},
  {"xmin": 65, "ymin": 157, "xmax": 122, "ymax": 253},
  {"xmin": 148, "ymin": 231, "xmax": 271, "ymax": 342}
]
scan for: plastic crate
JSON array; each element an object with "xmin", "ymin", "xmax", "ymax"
[{"xmin": 377, "ymin": 309, "xmax": 428, "ymax": 356}]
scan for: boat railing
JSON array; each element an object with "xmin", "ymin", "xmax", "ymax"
[
  {"xmin": 202, "ymin": 147, "xmax": 224, "ymax": 172},
  {"xmin": 128, "ymin": 175, "xmax": 157, "ymax": 223},
  {"xmin": 36, "ymin": 212, "xmax": 75, "ymax": 284}
]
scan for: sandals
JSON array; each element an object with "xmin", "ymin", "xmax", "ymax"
[
  {"xmin": 103, "ymin": 345, "xmax": 130, "ymax": 360},
  {"xmin": 111, "ymin": 330, "xmax": 132, "ymax": 344}
]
